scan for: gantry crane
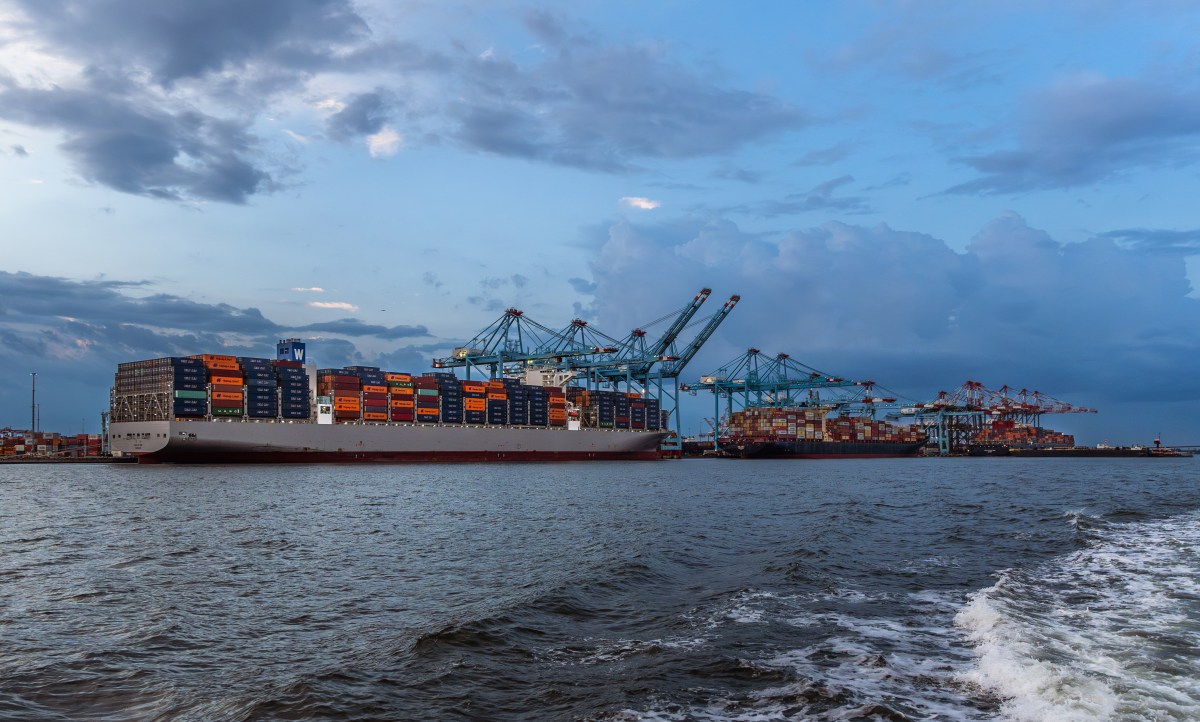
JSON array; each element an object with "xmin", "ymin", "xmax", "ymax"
[
  {"xmin": 431, "ymin": 290, "xmax": 739, "ymax": 446},
  {"xmin": 432, "ymin": 308, "xmax": 616, "ymax": 380},
  {"xmin": 901, "ymin": 380, "xmax": 1098, "ymax": 455},
  {"xmin": 682, "ymin": 347, "xmax": 910, "ymax": 450}
]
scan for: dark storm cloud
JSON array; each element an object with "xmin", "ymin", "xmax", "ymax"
[
  {"xmin": 0, "ymin": 0, "xmax": 374, "ymax": 203},
  {"xmin": 9, "ymin": 0, "xmax": 369, "ymax": 86},
  {"xmin": 325, "ymin": 91, "xmax": 392, "ymax": 141},
  {"xmin": 0, "ymin": 79, "xmax": 269, "ymax": 203},
  {"xmin": 3, "ymin": 2, "xmax": 810, "ymax": 200},
  {"xmin": 1098, "ymin": 228, "xmax": 1200, "ymax": 255},
  {"xmin": 447, "ymin": 17, "xmax": 809, "ymax": 171},
  {"xmin": 9, "ymin": 144, "xmax": 28, "ymax": 156},
  {"xmin": 0, "ymin": 271, "xmax": 431, "ymax": 341},
  {"xmin": 0, "ymin": 269, "xmax": 468, "ymax": 426},
  {"xmin": 945, "ymin": 78, "xmax": 1200, "ymax": 195},
  {"xmin": 580, "ymin": 212, "xmax": 1200, "ymax": 435}
]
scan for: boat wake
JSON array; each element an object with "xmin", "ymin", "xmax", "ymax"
[{"xmin": 956, "ymin": 510, "xmax": 1200, "ymax": 721}]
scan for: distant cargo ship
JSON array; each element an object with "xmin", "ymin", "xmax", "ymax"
[
  {"xmin": 717, "ymin": 406, "xmax": 926, "ymax": 459},
  {"xmin": 109, "ymin": 341, "xmax": 668, "ymax": 463},
  {"xmin": 733, "ymin": 439, "xmax": 924, "ymax": 459},
  {"xmin": 970, "ymin": 443, "xmax": 1193, "ymax": 458}
]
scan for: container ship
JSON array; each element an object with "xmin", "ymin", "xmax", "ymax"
[
  {"xmin": 109, "ymin": 341, "xmax": 667, "ymax": 463},
  {"xmin": 722, "ymin": 407, "xmax": 926, "ymax": 459}
]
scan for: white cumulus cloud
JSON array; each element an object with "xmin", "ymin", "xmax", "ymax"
[
  {"xmin": 620, "ymin": 196, "xmax": 661, "ymax": 210},
  {"xmin": 367, "ymin": 126, "xmax": 402, "ymax": 158},
  {"xmin": 309, "ymin": 301, "xmax": 358, "ymax": 311},
  {"xmin": 291, "ymin": 287, "xmax": 325, "ymax": 292},
  {"xmin": 315, "ymin": 98, "xmax": 346, "ymax": 113}
]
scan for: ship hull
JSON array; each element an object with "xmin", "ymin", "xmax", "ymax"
[
  {"xmin": 111, "ymin": 419, "xmax": 666, "ymax": 463},
  {"xmin": 735, "ymin": 440, "xmax": 924, "ymax": 459}
]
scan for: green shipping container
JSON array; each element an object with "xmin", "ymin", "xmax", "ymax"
[
  {"xmin": 174, "ymin": 390, "xmax": 208, "ymax": 400},
  {"xmin": 417, "ymin": 388, "xmax": 439, "ymax": 396},
  {"xmin": 212, "ymin": 407, "xmax": 244, "ymax": 417}
]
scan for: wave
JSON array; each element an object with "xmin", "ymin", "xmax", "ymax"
[{"xmin": 956, "ymin": 510, "xmax": 1200, "ymax": 721}]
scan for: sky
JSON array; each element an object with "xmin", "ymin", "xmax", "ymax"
[{"xmin": 2, "ymin": 0, "xmax": 1199, "ymax": 444}]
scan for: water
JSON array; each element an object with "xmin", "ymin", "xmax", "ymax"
[{"xmin": 1, "ymin": 458, "xmax": 1197, "ymax": 721}]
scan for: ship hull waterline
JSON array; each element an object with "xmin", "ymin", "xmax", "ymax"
[
  {"xmin": 111, "ymin": 419, "xmax": 667, "ymax": 464},
  {"xmin": 734, "ymin": 440, "xmax": 925, "ymax": 459}
]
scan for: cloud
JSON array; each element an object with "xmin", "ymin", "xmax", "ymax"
[
  {"xmin": 367, "ymin": 126, "xmax": 402, "ymax": 157},
  {"xmin": 946, "ymin": 76, "xmax": 1200, "ymax": 194},
  {"xmin": 621, "ymin": 196, "xmax": 661, "ymax": 210},
  {"xmin": 792, "ymin": 143, "xmax": 852, "ymax": 167},
  {"xmin": 1099, "ymin": 228, "xmax": 1200, "ymax": 255},
  {"xmin": 0, "ymin": 2, "xmax": 808, "ymax": 201},
  {"xmin": 7, "ymin": 0, "xmax": 370, "ymax": 87},
  {"xmin": 732, "ymin": 175, "xmax": 870, "ymax": 217},
  {"xmin": 308, "ymin": 301, "xmax": 358, "ymax": 311},
  {"xmin": 291, "ymin": 287, "xmax": 325, "ymax": 293},
  {"xmin": 0, "ymin": 80, "xmax": 272, "ymax": 203},
  {"xmin": 296, "ymin": 318, "xmax": 428, "ymax": 339},
  {"xmin": 325, "ymin": 90, "xmax": 392, "ymax": 141},
  {"xmin": 0, "ymin": 270, "xmax": 450, "ymax": 428},
  {"xmin": 445, "ymin": 11, "xmax": 809, "ymax": 170},
  {"xmin": 10, "ymin": 144, "xmax": 28, "ymax": 157},
  {"xmin": 712, "ymin": 165, "xmax": 763, "ymax": 183},
  {"xmin": 577, "ymin": 213, "xmax": 1200, "ymax": 432},
  {"xmin": 568, "ymin": 277, "xmax": 597, "ymax": 294}
]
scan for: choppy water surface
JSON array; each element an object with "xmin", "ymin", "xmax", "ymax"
[{"xmin": 1, "ymin": 458, "xmax": 1198, "ymax": 721}]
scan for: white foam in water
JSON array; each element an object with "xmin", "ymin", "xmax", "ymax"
[
  {"xmin": 956, "ymin": 511, "xmax": 1200, "ymax": 722},
  {"xmin": 621, "ymin": 587, "xmax": 992, "ymax": 721}
]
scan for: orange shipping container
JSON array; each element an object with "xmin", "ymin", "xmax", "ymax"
[
  {"xmin": 464, "ymin": 398, "xmax": 487, "ymax": 411},
  {"xmin": 210, "ymin": 375, "xmax": 243, "ymax": 387},
  {"xmin": 196, "ymin": 354, "xmax": 237, "ymax": 364},
  {"xmin": 363, "ymin": 385, "xmax": 387, "ymax": 395},
  {"xmin": 391, "ymin": 399, "xmax": 415, "ymax": 409},
  {"xmin": 363, "ymin": 412, "xmax": 388, "ymax": 421},
  {"xmin": 212, "ymin": 391, "xmax": 243, "ymax": 401},
  {"xmin": 487, "ymin": 392, "xmax": 507, "ymax": 401},
  {"xmin": 385, "ymin": 373, "xmax": 411, "ymax": 383}
]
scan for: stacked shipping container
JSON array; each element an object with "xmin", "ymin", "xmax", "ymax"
[
  {"xmin": 112, "ymin": 355, "xmax": 311, "ymax": 422},
  {"xmin": 973, "ymin": 419, "xmax": 1074, "ymax": 448},
  {"xmin": 0, "ymin": 431, "xmax": 103, "ymax": 458},
  {"xmin": 728, "ymin": 407, "xmax": 925, "ymax": 445},
  {"xmin": 112, "ymin": 356, "xmax": 665, "ymax": 434}
]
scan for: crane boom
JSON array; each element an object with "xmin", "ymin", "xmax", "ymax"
[
  {"xmin": 660, "ymin": 295, "xmax": 739, "ymax": 378},
  {"xmin": 647, "ymin": 288, "xmax": 710, "ymax": 359}
]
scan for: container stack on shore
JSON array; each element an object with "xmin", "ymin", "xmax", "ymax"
[{"xmin": 1, "ymin": 431, "xmax": 102, "ymax": 459}]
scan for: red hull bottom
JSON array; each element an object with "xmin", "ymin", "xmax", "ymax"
[
  {"xmin": 134, "ymin": 449, "xmax": 661, "ymax": 464},
  {"xmin": 757, "ymin": 453, "xmax": 920, "ymax": 459}
]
